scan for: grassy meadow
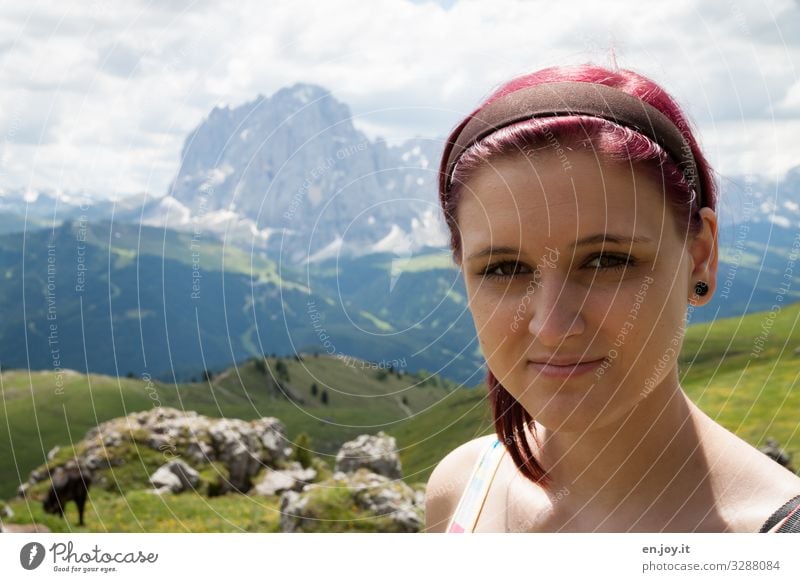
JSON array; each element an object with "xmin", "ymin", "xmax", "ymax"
[{"xmin": 1, "ymin": 300, "xmax": 799, "ymax": 531}]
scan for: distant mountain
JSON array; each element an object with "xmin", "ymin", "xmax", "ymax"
[
  {"xmin": 0, "ymin": 220, "xmax": 482, "ymax": 384},
  {"xmin": 164, "ymin": 82, "xmax": 446, "ymax": 263},
  {"xmin": 3, "ymin": 81, "xmax": 800, "ymax": 264},
  {"xmin": 0, "ymin": 83, "xmax": 447, "ymax": 262},
  {"xmin": 2, "ymin": 82, "xmax": 800, "ymax": 384}
]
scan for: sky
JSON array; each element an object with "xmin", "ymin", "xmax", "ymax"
[{"xmin": 0, "ymin": 0, "xmax": 799, "ymax": 199}]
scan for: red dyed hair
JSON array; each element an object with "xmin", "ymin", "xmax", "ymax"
[{"xmin": 437, "ymin": 64, "xmax": 718, "ymax": 488}]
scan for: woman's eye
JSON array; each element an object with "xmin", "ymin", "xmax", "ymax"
[
  {"xmin": 585, "ymin": 253, "xmax": 634, "ymax": 271},
  {"xmin": 480, "ymin": 254, "xmax": 633, "ymax": 280},
  {"xmin": 480, "ymin": 261, "xmax": 533, "ymax": 279}
]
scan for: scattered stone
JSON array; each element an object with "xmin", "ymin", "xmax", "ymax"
[
  {"xmin": 149, "ymin": 459, "xmax": 200, "ymax": 493},
  {"xmin": 279, "ymin": 467, "xmax": 423, "ymax": 533},
  {"xmin": 253, "ymin": 462, "xmax": 317, "ymax": 496},
  {"xmin": 335, "ymin": 432, "xmax": 402, "ymax": 479}
]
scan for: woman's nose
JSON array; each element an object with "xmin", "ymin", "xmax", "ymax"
[{"xmin": 525, "ymin": 275, "xmax": 585, "ymax": 345}]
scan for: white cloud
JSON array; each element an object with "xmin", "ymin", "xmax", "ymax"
[{"xmin": 0, "ymin": 0, "xmax": 798, "ymax": 197}]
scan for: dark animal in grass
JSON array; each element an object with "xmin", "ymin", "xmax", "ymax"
[{"xmin": 42, "ymin": 464, "xmax": 92, "ymax": 526}]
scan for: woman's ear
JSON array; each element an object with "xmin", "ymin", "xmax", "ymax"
[{"xmin": 688, "ymin": 207, "xmax": 719, "ymax": 306}]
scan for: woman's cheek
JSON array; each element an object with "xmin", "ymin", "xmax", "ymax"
[
  {"xmin": 476, "ymin": 288, "xmax": 528, "ymax": 330},
  {"xmin": 469, "ymin": 289, "xmax": 527, "ymax": 355}
]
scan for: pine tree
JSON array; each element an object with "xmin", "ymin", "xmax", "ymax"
[
  {"xmin": 275, "ymin": 358, "xmax": 290, "ymax": 382},
  {"xmin": 254, "ymin": 357, "xmax": 267, "ymax": 375}
]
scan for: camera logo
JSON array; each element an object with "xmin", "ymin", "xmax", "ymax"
[{"xmin": 20, "ymin": 542, "xmax": 46, "ymax": 570}]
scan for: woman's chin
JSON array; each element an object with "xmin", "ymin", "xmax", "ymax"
[{"xmin": 513, "ymin": 389, "xmax": 631, "ymax": 434}]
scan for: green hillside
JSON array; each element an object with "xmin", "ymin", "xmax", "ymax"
[
  {"xmin": 0, "ymin": 221, "xmax": 484, "ymax": 386},
  {"xmin": 0, "ymin": 354, "xmax": 479, "ymax": 500},
  {"xmin": 2, "ymin": 300, "xmax": 799, "ymax": 509}
]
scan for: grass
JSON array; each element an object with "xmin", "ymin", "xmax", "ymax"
[
  {"xmin": 2, "ymin": 300, "xmax": 800, "ymax": 531},
  {"xmin": 0, "ymin": 355, "xmax": 456, "ymax": 499},
  {"xmin": 2, "ymin": 489, "xmax": 283, "ymax": 533}
]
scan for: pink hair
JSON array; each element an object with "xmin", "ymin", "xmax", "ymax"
[{"xmin": 437, "ymin": 64, "xmax": 719, "ymax": 488}]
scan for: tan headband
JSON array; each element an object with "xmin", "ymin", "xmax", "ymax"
[{"xmin": 441, "ymin": 81, "xmax": 701, "ymax": 203}]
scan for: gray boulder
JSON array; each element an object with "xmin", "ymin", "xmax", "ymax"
[
  {"xmin": 279, "ymin": 468, "xmax": 423, "ymax": 533},
  {"xmin": 335, "ymin": 432, "xmax": 402, "ymax": 479},
  {"xmin": 149, "ymin": 459, "xmax": 200, "ymax": 493},
  {"xmin": 18, "ymin": 407, "xmax": 295, "ymax": 497},
  {"xmin": 254, "ymin": 462, "xmax": 317, "ymax": 496}
]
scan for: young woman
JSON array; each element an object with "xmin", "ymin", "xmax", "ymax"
[{"xmin": 425, "ymin": 64, "xmax": 800, "ymax": 533}]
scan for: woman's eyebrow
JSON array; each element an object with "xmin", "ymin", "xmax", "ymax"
[{"xmin": 466, "ymin": 233, "xmax": 653, "ymax": 261}]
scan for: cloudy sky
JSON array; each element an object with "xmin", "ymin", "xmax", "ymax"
[{"xmin": 1, "ymin": 0, "xmax": 799, "ymax": 199}]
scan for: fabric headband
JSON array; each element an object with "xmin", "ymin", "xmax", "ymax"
[{"xmin": 441, "ymin": 81, "xmax": 701, "ymax": 205}]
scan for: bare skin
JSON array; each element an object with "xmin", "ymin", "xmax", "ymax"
[{"xmin": 425, "ymin": 149, "xmax": 800, "ymax": 532}]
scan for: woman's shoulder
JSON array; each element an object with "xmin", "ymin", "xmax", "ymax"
[{"xmin": 424, "ymin": 434, "xmax": 499, "ymax": 532}]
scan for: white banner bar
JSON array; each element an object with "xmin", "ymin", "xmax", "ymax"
[{"xmin": 1, "ymin": 533, "xmax": 799, "ymax": 580}]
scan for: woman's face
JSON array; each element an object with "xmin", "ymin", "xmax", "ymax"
[{"xmin": 456, "ymin": 149, "xmax": 718, "ymax": 433}]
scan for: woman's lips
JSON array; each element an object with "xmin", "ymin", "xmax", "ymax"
[{"xmin": 526, "ymin": 357, "xmax": 606, "ymax": 378}]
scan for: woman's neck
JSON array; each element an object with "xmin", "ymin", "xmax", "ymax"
[{"xmin": 531, "ymin": 367, "xmax": 719, "ymax": 528}]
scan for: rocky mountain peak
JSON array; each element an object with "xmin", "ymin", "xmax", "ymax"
[{"xmin": 166, "ymin": 82, "xmax": 444, "ymax": 262}]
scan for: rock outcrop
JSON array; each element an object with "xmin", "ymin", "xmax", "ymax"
[
  {"xmin": 18, "ymin": 407, "xmax": 293, "ymax": 496},
  {"xmin": 279, "ymin": 433, "xmax": 424, "ymax": 532},
  {"xmin": 149, "ymin": 459, "xmax": 201, "ymax": 494},
  {"xmin": 253, "ymin": 462, "xmax": 317, "ymax": 497},
  {"xmin": 334, "ymin": 431, "xmax": 402, "ymax": 479},
  {"xmin": 12, "ymin": 408, "xmax": 426, "ymax": 533}
]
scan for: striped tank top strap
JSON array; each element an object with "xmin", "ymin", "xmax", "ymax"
[
  {"xmin": 760, "ymin": 494, "xmax": 800, "ymax": 533},
  {"xmin": 446, "ymin": 436, "xmax": 505, "ymax": 533}
]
